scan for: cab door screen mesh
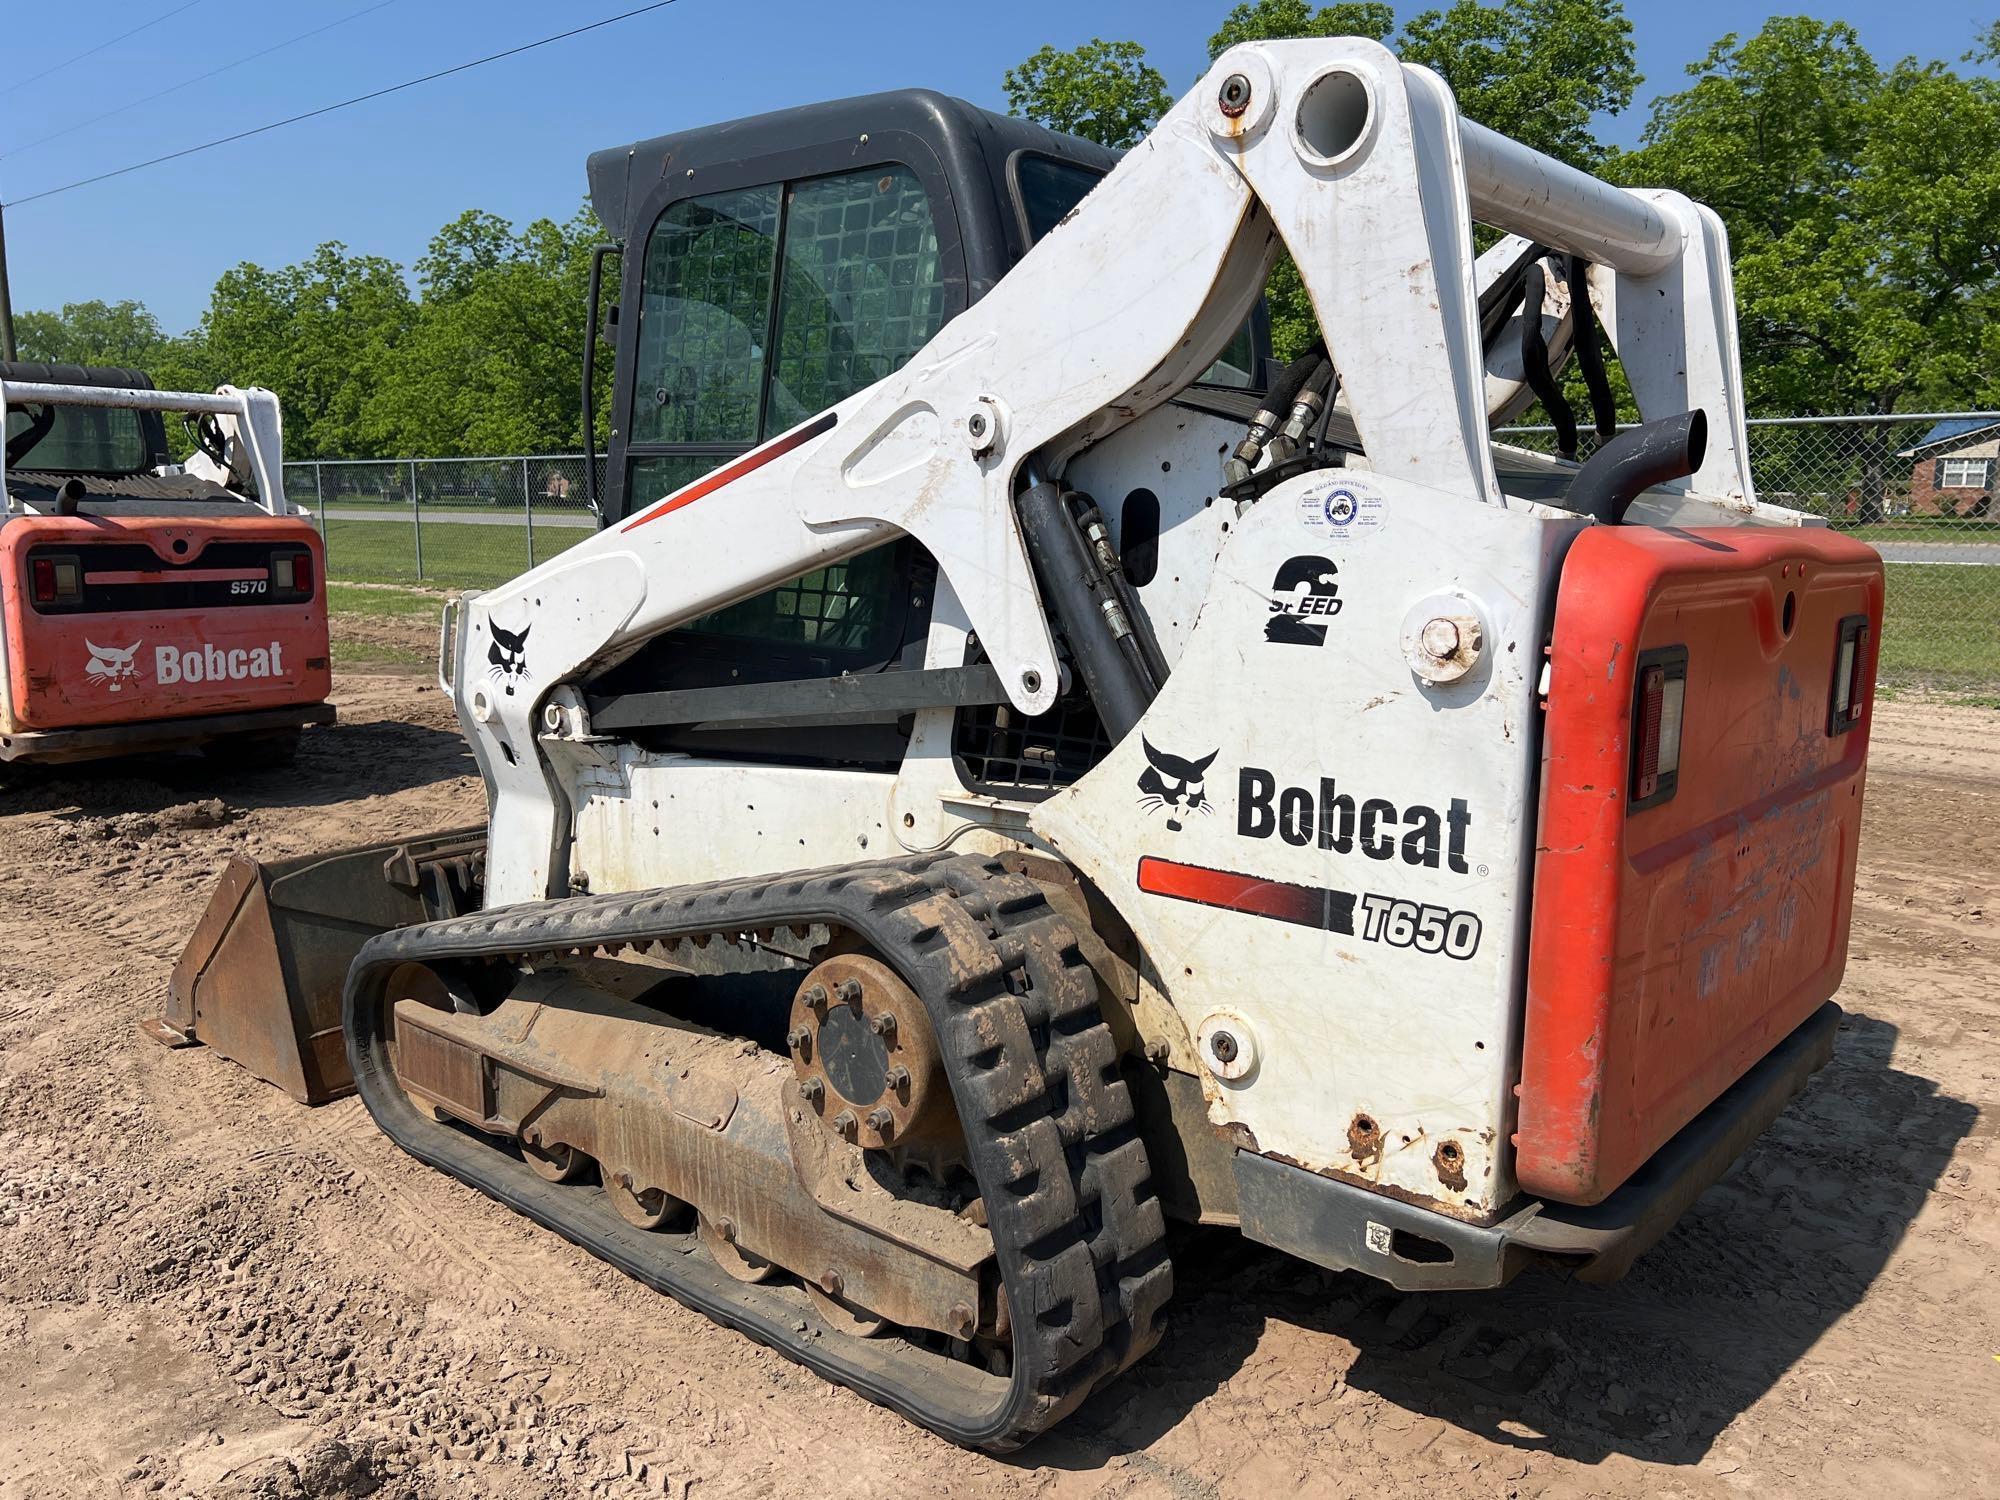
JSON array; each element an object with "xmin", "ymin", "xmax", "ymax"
[
  {"xmin": 632, "ymin": 186, "xmax": 780, "ymax": 446},
  {"xmin": 767, "ymin": 167, "xmax": 945, "ymax": 431}
]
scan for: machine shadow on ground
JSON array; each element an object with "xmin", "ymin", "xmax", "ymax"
[
  {"xmin": 1029, "ymin": 1011, "xmax": 1974, "ymax": 1472},
  {"xmin": 0, "ymin": 717, "xmax": 474, "ymax": 817}
]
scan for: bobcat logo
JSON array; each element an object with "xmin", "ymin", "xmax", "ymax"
[
  {"xmin": 1138, "ymin": 738, "xmax": 1217, "ymax": 832},
  {"xmin": 487, "ymin": 620, "xmax": 532, "ymax": 696},
  {"xmin": 84, "ymin": 640, "xmax": 140, "ymax": 692}
]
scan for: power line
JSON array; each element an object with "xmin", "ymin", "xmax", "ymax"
[
  {"xmin": 1, "ymin": 0, "xmax": 404, "ymax": 163},
  {"xmin": 4, "ymin": 0, "xmax": 681, "ymax": 209},
  {"xmin": 2, "ymin": 1, "xmax": 208, "ymax": 98}
]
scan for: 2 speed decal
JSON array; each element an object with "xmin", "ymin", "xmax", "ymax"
[{"xmin": 1266, "ymin": 555, "xmax": 1342, "ymax": 645}]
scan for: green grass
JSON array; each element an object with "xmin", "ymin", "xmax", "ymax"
[
  {"xmin": 321, "ymin": 494, "xmax": 596, "ymax": 523},
  {"xmin": 1842, "ymin": 517, "xmax": 2000, "ymax": 543},
  {"xmin": 325, "ymin": 583, "xmax": 445, "ymax": 670},
  {"xmin": 330, "ymin": 635, "xmax": 430, "ymax": 668},
  {"xmin": 325, "ymin": 581, "xmax": 452, "ymax": 616},
  {"xmin": 320, "ymin": 517, "xmax": 586, "ymax": 588},
  {"xmin": 1879, "ymin": 562, "xmax": 2000, "ymax": 693}
]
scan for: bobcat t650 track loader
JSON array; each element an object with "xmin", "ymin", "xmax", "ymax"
[{"xmin": 162, "ymin": 40, "xmax": 1882, "ymax": 1449}]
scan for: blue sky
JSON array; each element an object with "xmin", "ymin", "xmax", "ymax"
[{"xmin": 1, "ymin": 0, "xmax": 1991, "ymax": 335}]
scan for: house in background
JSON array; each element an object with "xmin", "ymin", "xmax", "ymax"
[{"xmin": 1898, "ymin": 417, "xmax": 2000, "ymax": 517}]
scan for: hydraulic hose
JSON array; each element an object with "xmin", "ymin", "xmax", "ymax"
[
  {"xmin": 1016, "ymin": 480, "xmax": 1155, "ymax": 740},
  {"xmin": 1267, "ymin": 358, "xmax": 1336, "ymax": 467},
  {"xmin": 1225, "ymin": 339, "xmax": 1327, "ymax": 485},
  {"xmin": 1566, "ymin": 409, "xmax": 1708, "ymax": 525},
  {"xmin": 1521, "ymin": 262, "xmax": 1578, "ymax": 460},
  {"xmin": 1566, "ymin": 254, "xmax": 1618, "ymax": 441},
  {"xmin": 1072, "ymin": 495, "xmax": 1169, "ymax": 687}
]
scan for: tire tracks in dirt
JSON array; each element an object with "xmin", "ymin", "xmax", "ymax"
[{"xmin": 1, "ymin": 664, "xmax": 1996, "ymax": 1498}]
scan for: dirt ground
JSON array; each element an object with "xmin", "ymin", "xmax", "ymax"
[{"xmin": 0, "ymin": 649, "xmax": 1995, "ymax": 1500}]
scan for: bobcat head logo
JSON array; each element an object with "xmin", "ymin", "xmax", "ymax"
[
  {"xmin": 84, "ymin": 640, "xmax": 140, "ymax": 691},
  {"xmin": 1138, "ymin": 738, "xmax": 1218, "ymax": 832},
  {"xmin": 487, "ymin": 620, "xmax": 532, "ymax": 696}
]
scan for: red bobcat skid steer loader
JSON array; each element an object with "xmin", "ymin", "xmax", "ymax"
[
  {"xmin": 163, "ymin": 40, "xmax": 1880, "ymax": 1451},
  {"xmin": 0, "ymin": 363, "xmax": 332, "ymax": 767}
]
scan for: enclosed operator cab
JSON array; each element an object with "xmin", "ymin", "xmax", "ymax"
[{"xmin": 580, "ymin": 90, "xmax": 1263, "ymax": 774}]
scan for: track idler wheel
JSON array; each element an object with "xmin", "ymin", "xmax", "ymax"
[{"xmin": 787, "ymin": 953, "xmax": 956, "ymax": 1157}]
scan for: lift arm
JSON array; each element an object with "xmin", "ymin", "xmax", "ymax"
[{"xmin": 456, "ymin": 37, "xmax": 1754, "ymax": 904}]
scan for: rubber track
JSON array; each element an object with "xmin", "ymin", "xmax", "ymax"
[{"xmin": 342, "ymin": 852, "xmax": 1171, "ymax": 1450}]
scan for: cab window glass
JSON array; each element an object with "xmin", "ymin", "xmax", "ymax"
[
  {"xmin": 5, "ymin": 404, "xmax": 150, "ymax": 474},
  {"xmin": 768, "ymin": 167, "xmax": 945, "ymax": 431},
  {"xmin": 678, "ymin": 546, "xmax": 901, "ymax": 656},
  {"xmin": 1015, "ymin": 154, "xmax": 1100, "ymax": 241},
  {"xmin": 632, "ymin": 186, "xmax": 780, "ymax": 445},
  {"xmin": 631, "ymin": 167, "xmax": 943, "ymax": 449}
]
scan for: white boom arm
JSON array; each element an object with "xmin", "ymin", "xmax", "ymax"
[{"xmin": 459, "ymin": 38, "xmax": 1756, "ymax": 903}]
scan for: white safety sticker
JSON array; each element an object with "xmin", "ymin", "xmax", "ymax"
[
  {"xmin": 1364, "ymin": 1221, "xmax": 1393, "ymax": 1256},
  {"xmin": 1298, "ymin": 477, "xmax": 1384, "ymax": 539}
]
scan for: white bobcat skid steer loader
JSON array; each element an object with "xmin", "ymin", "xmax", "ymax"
[{"xmin": 167, "ymin": 40, "xmax": 1881, "ymax": 1450}]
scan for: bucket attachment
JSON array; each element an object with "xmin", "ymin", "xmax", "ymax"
[{"xmin": 149, "ymin": 826, "xmax": 486, "ymax": 1104}]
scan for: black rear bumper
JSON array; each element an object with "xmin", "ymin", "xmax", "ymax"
[
  {"xmin": 0, "ymin": 701, "xmax": 335, "ymax": 764},
  {"xmin": 1234, "ymin": 1001, "xmax": 1841, "ymax": 1292}
]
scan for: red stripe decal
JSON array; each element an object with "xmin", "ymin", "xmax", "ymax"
[
  {"xmin": 620, "ymin": 411, "xmax": 838, "ymax": 532},
  {"xmin": 85, "ymin": 567, "xmax": 267, "ymax": 585},
  {"xmin": 1136, "ymin": 856, "xmax": 1356, "ymax": 933}
]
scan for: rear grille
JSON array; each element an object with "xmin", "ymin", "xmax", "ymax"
[
  {"xmin": 953, "ymin": 658, "xmax": 1111, "ymax": 799},
  {"xmin": 25, "ymin": 540, "xmax": 311, "ymax": 614}
]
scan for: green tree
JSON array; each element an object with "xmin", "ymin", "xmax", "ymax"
[
  {"xmin": 1399, "ymin": 0, "xmax": 1639, "ymax": 166},
  {"xmin": 196, "ymin": 242, "xmax": 415, "ymax": 459},
  {"xmin": 1003, "ymin": 39, "xmax": 1173, "ymax": 147},
  {"xmin": 13, "ymin": 298, "xmax": 172, "ymax": 369},
  {"xmin": 365, "ymin": 205, "xmax": 606, "ymax": 456},
  {"xmin": 1207, "ymin": 0, "xmax": 1394, "ymax": 58},
  {"xmin": 1614, "ymin": 18, "xmax": 2000, "ymax": 516}
]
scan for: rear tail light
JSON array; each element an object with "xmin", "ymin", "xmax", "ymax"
[
  {"xmin": 1630, "ymin": 646, "xmax": 1687, "ymax": 809},
  {"xmin": 269, "ymin": 549, "xmax": 313, "ymax": 599},
  {"xmin": 29, "ymin": 555, "xmax": 81, "ymax": 606},
  {"xmin": 1829, "ymin": 614, "xmax": 1868, "ymax": 735}
]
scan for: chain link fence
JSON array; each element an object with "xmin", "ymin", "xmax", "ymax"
[
  {"xmin": 1498, "ymin": 412, "xmax": 2000, "ymax": 695},
  {"xmin": 284, "ymin": 455, "xmax": 605, "ymax": 589},
  {"xmin": 294, "ymin": 415, "xmax": 2000, "ymax": 694}
]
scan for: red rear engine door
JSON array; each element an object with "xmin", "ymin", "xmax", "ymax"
[
  {"xmin": 1, "ymin": 515, "xmax": 331, "ymax": 730},
  {"xmin": 1518, "ymin": 525, "xmax": 1882, "ymax": 1206}
]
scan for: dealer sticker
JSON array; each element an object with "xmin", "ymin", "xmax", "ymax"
[{"xmin": 1298, "ymin": 477, "xmax": 1384, "ymax": 539}]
